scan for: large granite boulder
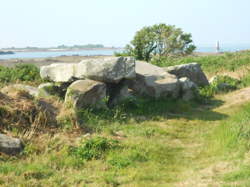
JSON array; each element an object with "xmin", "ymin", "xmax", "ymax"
[
  {"xmin": 179, "ymin": 77, "xmax": 198, "ymax": 101},
  {"xmin": 40, "ymin": 63, "xmax": 78, "ymax": 82},
  {"xmin": 0, "ymin": 134, "xmax": 24, "ymax": 155},
  {"xmin": 79, "ymin": 57, "xmax": 135, "ymax": 83},
  {"xmin": 127, "ymin": 61, "xmax": 180, "ymax": 98},
  {"xmin": 164, "ymin": 63, "xmax": 209, "ymax": 87},
  {"xmin": 65, "ymin": 80, "xmax": 107, "ymax": 110},
  {"xmin": 40, "ymin": 57, "xmax": 136, "ymax": 83}
]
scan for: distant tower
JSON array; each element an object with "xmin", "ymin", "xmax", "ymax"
[{"xmin": 216, "ymin": 41, "xmax": 220, "ymax": 53}]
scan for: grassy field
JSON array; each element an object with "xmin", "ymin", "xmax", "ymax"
[
  {"xmin": 152, "ymin": 51, "xmax": 250, "ymax": 77},
  {"xmin": 1, "ymin": 52, "xmax": 250, "ymax": 186},
  {"xmin": 1, "ymin": 91, "xmax": 250, "ymax": 186}
]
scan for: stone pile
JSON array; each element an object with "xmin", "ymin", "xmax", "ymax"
[
  {"xmin": 38, "ymin": 57, "xmax": 209, "ymax": 111},
  {"xmin": 1, "ymin": 57, "xmax": 209, "ymax": 112}
]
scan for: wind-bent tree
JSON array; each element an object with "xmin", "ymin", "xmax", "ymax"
[{"xmin": 125, "ymin": 23, "xmax": 196, "ymax": 61}]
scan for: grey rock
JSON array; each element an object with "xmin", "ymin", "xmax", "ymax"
[
  {"xmin": 179, "ymin": 77, "xmax": 198, "ymax": 101},
  {"xmin": 0, "ymin": 134, "xmax": 24, "ymax": 155},
  {"xmin": 1, "ymin": 84, "xmax": 39, "ymax": 97},
  {"xmin": 128, "ymin": 61, "xmax": 180, "ymax": 98},
  {"xmin": 164, "ymin": 63, "xmax": 209, "ymax": 87},
  {"xmin": 40, "ymin": 63, "xmax": 79, "ymax": 82},
  {"xmin": 40, "ymin": 57, "xmax": 136, "ymax": 83},
  {"xmin": 217, "ymin": 83, "xmax": 235, "ymax": 91},
  {"xmin": 65, "ymin": 79, "xmax": 107, "ymax": 110},
  {"xmin": 79, "ymin": 57, "xmax": 136, "ymax": 83}
]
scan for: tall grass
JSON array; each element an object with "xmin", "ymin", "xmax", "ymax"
[
  {"xmin": 151, "ymin": 51, "xmax": 250, "ymax": 73},
  {"xmin": 206, "ymin": 103, "xmax": 250, "ymax": 184},
  {"xmin": 209, "ymin": 103, "xmax": 250, "ymax": 155},
  {"xmin": 75, "ymin": 97, "xmax": 196, "ymax": 131}
]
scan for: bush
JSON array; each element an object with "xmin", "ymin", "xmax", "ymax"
[
  {"xmin": 125, "ymin": 23, "xmax": 196, "ymax": 61},
  {"xmin": 210, "ymin": 75, "xmax": 239, "ymax": 92},
  {"xmin": 0, "ymin": 64, "xmax": 41, "ymax": 83},
  {"xmin": 12, "ymin": 64, "xmax": 41, "ymax": 82},
  {"xmin": 0, "ymin": 66, "xmax": 12, "ymax": 83},
  {"xmin": 69, "ymin": 137, "xmax": 119, "ymax": 160},
  {"xmin": 197, "ymin": 75, "xmax": 240, "ymax": 102}
]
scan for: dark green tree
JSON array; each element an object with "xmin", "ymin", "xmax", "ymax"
[{"xmin": 125, "ymin": 23, "xmax": 196, "ymax": 61}]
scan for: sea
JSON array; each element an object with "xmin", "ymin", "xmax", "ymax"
[{"xmin": 0, "ymin": 45, "xmax": 250, "ymax": 60}]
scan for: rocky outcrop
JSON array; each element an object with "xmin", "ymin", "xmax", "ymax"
[
  {"xmin": 40, "ymin": 57, "xmax": 136, "ymax": 83},
  {"xmin": 65, "ymin": 80, "xmax": 107, "ymax": 110},
  {"xmin": 127, "ymin": 61, "xmax": 180, "ymax": 98},
  {"xmin": 164, "ymin": 63, "xmax": 209, "ymax": 87},
  {"xmin": 179, "ymin": 77, "xmax": 198, "ymax": 101},
  {"xmin": 0, "ymin": 134, "xmax": 24, "ymax": 155}
]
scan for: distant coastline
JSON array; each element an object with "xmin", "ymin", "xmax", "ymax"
[
  {"xmin": 1, "ymin": 44, "xmax": 122, "ymax": 53},
  {"xmin": 1, "ymin": 47, "xmax": 121, "ymax": 53},
  {"xmin": 0, "ymin": 51, "xmax": 15, "ymax": 55}
]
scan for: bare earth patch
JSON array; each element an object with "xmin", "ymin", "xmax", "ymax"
[{"xmin": 217, "ymin": 87, "xmax": 250, "ymax": 109}]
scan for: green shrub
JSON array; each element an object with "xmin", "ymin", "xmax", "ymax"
[
  {"xmin": 0, "ymin": 64, "xmax": 41, "ymax": 83},
  {"xmin": 0, "ymin": 66, "xmax": 12, "ymax": 83},
  {"xmin": 198, "ymin": 75, "xmax": 240, "ymax": 102},
  {"xmin": 239, "ymin": 72, "xmax": 250, "ymax": 88},
  {"xmin": 114, "ymin": 51, "xmax": 130, "ymax": 57},
  {"xmin": 213, "ymin": 76, "xmax": 239, "ymax": 90},
  {"xmin": 69, "ymin": 137, "xmax": 119, "ymax": 160},
  {"xmin": 12, "ymin": 64, "xmax": 41, "ymax": 82}
]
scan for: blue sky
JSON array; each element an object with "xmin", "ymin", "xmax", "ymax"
[{"xmin": 1, "ymin": 0, "xmax": 249, "ymax": 48}]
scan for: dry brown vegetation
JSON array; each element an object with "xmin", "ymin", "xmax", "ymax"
[{"xmin": 0, "ymin": 89, "xmax": 60, "ymax": 139}]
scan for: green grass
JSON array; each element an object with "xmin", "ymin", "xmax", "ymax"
[
  {"xmin": 1, "ymin": 95, "xmax": 250, "ymax": 186},
  {"xmin": 0, "ymin": 94, "xmax": 227, "ymax": 186},
  {"xmin": 209, "ymin": 104, "xmax": 250, "ymax": 155},
  {"xmin": 2, "ymin": 52, "xmax": 250, "ymax": 186},
  {"xmin": 202, "ymin": 103, "xmax": 250, "ymax": 186},
  {"xmin": 75, "ymin": 97, "xmax": 200, "ymax": 132}
]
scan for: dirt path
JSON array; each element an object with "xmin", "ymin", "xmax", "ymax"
[
  {"xmin": 167, "ymin": 87, "xmax": 250, "ymax": 186},
  {"xmin": 217, "ymin": 87, "xmax": 250, "ymax": 110}
]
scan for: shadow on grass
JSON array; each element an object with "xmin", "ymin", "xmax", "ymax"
[{"xmin": 76, "ymin": 97, "xmax": 228, "ymax": 131}]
